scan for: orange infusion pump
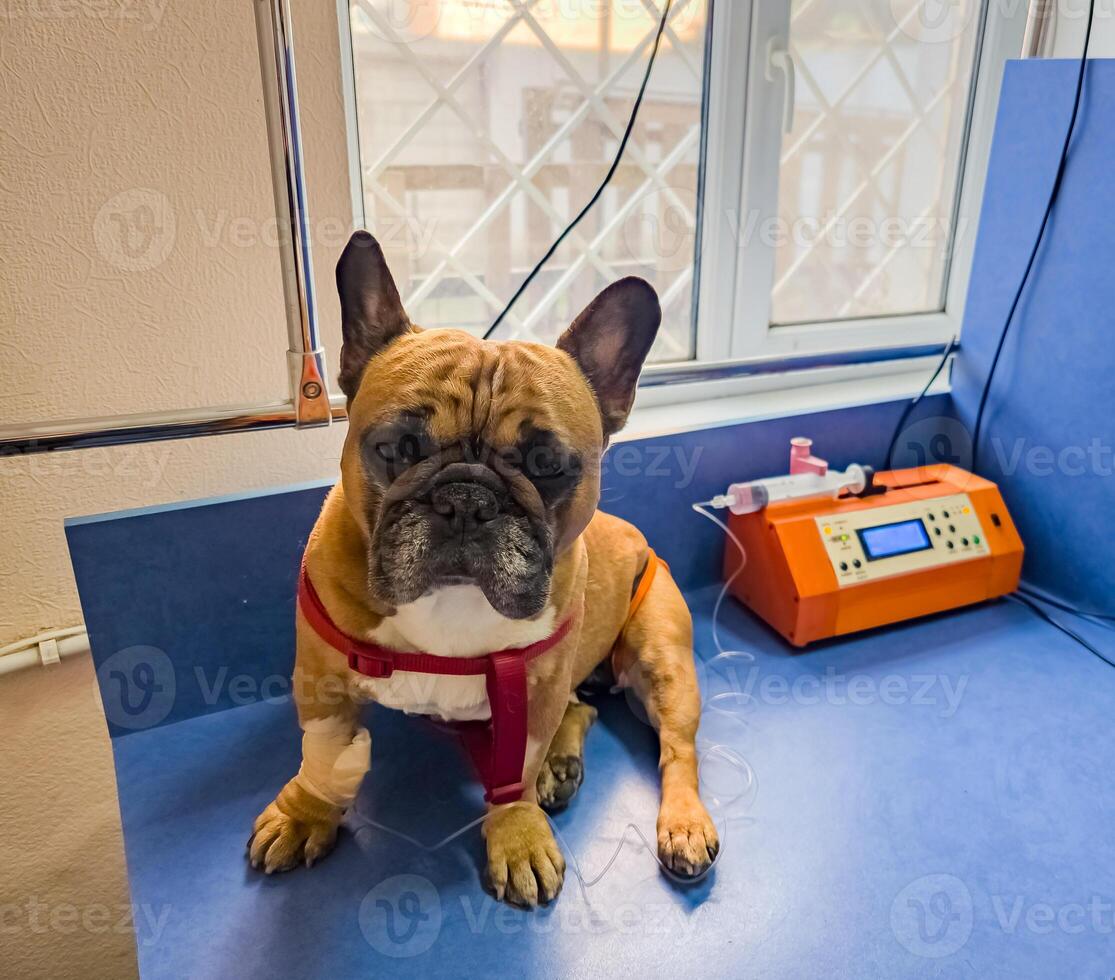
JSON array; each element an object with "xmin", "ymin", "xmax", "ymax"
[{"xmin": 724, "ymin": 463, "xmax": 1023, "ymax": 647}]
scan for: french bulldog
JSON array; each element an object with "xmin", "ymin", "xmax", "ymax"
[{"xmin": 248, "ymin": 231, "xmax": 717, "ymax": 906}]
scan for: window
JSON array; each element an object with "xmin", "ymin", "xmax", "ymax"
[
  {"xmin": 340, "ymin": 1, "xmax": 1025, "ymax": 384},
  {"xmin": 771, "ymin": 2, "xmax": 981, "ymax": 325},
  {"xmin": 344, "ymin": 0, "xmax": 709, "ymax": 364}
]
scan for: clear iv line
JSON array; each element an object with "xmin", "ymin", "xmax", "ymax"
[{"xmin": 346, "ymin": 504, "xmax": 758, "ymax": 902}]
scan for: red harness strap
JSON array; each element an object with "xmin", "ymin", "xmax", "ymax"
[{"xmin": 297, "ymin": 566, "xmax": 573, "ymax": 805}]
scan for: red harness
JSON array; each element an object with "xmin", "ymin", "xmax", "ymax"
[{"xmin": 297, "ymin": 566, "xmax": 573, "ymax": 805}]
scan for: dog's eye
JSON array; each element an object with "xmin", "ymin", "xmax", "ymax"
[
  {"xmin": 376, "ymin": 434, "xmax": 423, "ymax": 465},
  {"xmin": 524, "ymin": 446, "xmax": 565, "ymax": 480},
  {"xmin": 368, "ymin": 430, "xmax": 430, "ymax": 483}
]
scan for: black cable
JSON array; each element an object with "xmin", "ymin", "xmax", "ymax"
[
  {"xmin": 1016, "ymin": 582, "xmax": 1115, "ymax": 624},
  {"xmin": 884, "ymin": 336, "xmax": 958, "ymax": 469},
  {"xmin": 970, "ymin": 0, "xmax": 1095, "ymax": 473},
  {"xmin": 483, "ymin": 0, "xmax": 674, "ymax": 340},
  {"xmin": 1007, "ymin": 592, "xmax": 1115, "ymax": 671}
]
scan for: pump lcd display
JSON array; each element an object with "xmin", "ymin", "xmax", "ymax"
[{"xmin": 857, "ymin": 519, "xmax": 932, "ymax": 561}]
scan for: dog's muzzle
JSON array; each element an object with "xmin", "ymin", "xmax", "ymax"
[{"xmin": 370, "ymin": 448, "xmax": 554, "ymax": 618}]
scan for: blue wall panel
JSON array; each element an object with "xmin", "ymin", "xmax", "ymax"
[
  {"xmin": 66, "ymin": 399, "xmax": 930, "ymax": 737},
  {"xmin": 66, "ymin": 483, "xmax": 330, "ymax": 737},
  {"xmin": 952, "ymin": 59, "xmax": 1115, "ymax": 612}
]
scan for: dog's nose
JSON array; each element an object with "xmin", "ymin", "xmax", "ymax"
[{"xmin": 431, "ymin": 481, "xmax": 499, "ymax": 531}]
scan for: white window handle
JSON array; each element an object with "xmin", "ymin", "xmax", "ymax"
[{"xmin": 765, "ymin": 37, "xmax": 796, "ymax": 134}]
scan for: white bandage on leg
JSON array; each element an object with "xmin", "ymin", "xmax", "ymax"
[{"xmin": 294, "ymin": 718, "xmax": 371, "ymax": 809}]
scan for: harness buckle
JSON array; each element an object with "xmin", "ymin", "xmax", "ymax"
[{"xmin": 347, "ymin": 648, "xmax": 394, "ymax": 679}]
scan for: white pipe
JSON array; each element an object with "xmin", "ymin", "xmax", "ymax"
[{"xmin": 0, "ymin": 627, "xmax": 90, "ymax": 678}]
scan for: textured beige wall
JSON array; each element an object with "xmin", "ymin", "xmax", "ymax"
[
  {"xmin": 1, "ymin": 3, "xmax": 356, "ymax": 977},
  {"xmin": 0, "ymin": 0, "xmax": 354, "ymax": 645}
]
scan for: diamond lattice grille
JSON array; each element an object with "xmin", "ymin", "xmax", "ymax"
[
  {"xmin": 771, "ymin": 0, "xmax": 981, "ymax": 325},
  {"xmin": 348, "ymin": 0, "xmax": 708, "ymax": 362}
]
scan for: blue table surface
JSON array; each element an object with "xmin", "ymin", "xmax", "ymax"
[{"xmin": 112, "ymin": 588, "xmax": 1115, "ymax": 979}]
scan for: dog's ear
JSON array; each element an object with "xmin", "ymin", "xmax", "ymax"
[
  {"xmin": 336, "ymin": 231, "xmax": 412, "ymax": 399},
  {"xmin": 556, "ymin": 277, "xmax": 660, "ymax": 438}
]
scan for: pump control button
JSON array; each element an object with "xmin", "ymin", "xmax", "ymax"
[
  {"xmin": 961, "ymin": 537, "xmax": 969, "ymax": 546},
  {"xmin": 947, "ymin": 541, "xmax": 955, "ymax": 550},
  {"xmin": 853, "ymin": 559, "xmax": 862, "ymax": 569},
  {"xmin": 839, "ymin": 561, "xmax": 848, "ymax": 572},
  {"xmin": 973, "ymin": 535, "xmax": 981, "ymax": 545}
]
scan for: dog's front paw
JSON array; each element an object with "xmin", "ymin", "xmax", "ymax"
[
  {"xmin": 657, "ymin": 793, "xmax": 719, "ymax": 878},
  {"xmin": 248, "ymin": 788, "xmax": 342, "ymax": 874},
  {"xmin": 483, "ymin": 804, "xmax": 565, "ymax": 907}
]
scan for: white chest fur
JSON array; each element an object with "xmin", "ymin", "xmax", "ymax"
[{"xmin": 350, "ymin": 585, "xmax": 555, "ymax": 722}]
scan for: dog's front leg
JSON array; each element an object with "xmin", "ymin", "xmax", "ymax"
[
  {"xmin": 613, "ymin": 564, "xmax": 719, "ymax": 878},
  {"xmin": 249, "ymin": 630, "xmax": 370, "ymax": 873},
  {"xmin": 483, "ymin": 667, "xmax": 571, "ymax": 908}
]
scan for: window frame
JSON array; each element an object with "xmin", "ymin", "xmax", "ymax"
[
  {"xmin": 688, "ymin": 0, "xmax": 1027, "ymax": 368},
  {"xmin": 335, "ymin": 0, "xmax": 1029, "ymax": 417}
]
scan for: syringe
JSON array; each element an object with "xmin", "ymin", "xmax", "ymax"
[
  {"xmin": 702, "ymin": 437, "xmax": 868, "ymax": 514},
  {"xmin": 716, "ymin": 464, "xmax": 868, "ymax": 514}
]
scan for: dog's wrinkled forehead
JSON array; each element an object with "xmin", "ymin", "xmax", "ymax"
[{"xmin": 348, "ymin": 328, "xmax": 600, "ymax": 458}]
